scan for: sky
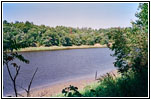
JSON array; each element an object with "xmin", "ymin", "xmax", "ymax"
[{"xmin": 3, "ymin": 3, "xmax": 139, "ymax": 29}]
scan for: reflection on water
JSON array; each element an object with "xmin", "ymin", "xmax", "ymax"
[{"xmin": 3, "ymin": 48, "xmax": 115, "ymax": 96}]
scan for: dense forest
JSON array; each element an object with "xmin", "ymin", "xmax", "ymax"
[{"xmin": 3, "ymin": 20, "xmax": 125, "ymax": 51}]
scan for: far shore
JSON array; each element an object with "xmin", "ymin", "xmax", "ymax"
[{"xmin": 15, "ymin": 44, "xmax": 107, "ymax": 52}]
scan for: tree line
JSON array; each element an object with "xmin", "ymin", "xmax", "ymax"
[
  {"xmin": 3, "ymin": 19, "xmax": 128, "ymax": 52},
  {"xmin": 3, "ymin": 20, "xmax": 117, "ymax": 51}
]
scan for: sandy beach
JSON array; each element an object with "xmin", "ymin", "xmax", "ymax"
[
  {"xmin": 20, "ymin": 77, "xmax": 97, "ymax": 97},
  {"xmin": 19, "ymin": 70, "xmax": 117, "ymax": 97}
]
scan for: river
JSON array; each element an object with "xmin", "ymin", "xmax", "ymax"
[{"xmin": 3, "ymin": 48, "xmax": 116, "ymax": 96}]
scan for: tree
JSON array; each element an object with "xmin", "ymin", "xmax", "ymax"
[
  {"xmin": 134, "ymin": 3, "xmax": 148, "ymax": 32},
  {"xmin": 107, "ymin": 3, "xmax": 148, "ymax": 73},
  {"xmin": 3, "ymin": 21, "xmax": 38, "ymax": 97},
  {"xmin": 3, "ymin": 52, "xmax": 29, "ymax": 97}
]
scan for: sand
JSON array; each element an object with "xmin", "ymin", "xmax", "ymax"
[
  {"xmin": 19, "ymin": 70, "xmax": 118, "ymax": 97},
  {"xmin": 20, "ymin": 77, "xmax": 97, "ymax": 97}
]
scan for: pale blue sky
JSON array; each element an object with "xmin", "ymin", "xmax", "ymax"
[{"xmin": 3, "ymin": 3, "xmax": 139, "ymax": 29}]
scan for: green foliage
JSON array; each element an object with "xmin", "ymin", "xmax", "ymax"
[
  {"xmin": 134, "ymin": 3, "xmax": 148, "ymax": 32},
  {"xmin": 3, "ymin": 21, "xmax": 31, "ymax": 51},
  {"xmin": 3, "ymin": 20, "xmax": 112, "ymax": 49},
  {"xmin": 3, "ymin": 52, "xmax": 29, "ymax": 64},
  {"xmin": 107, "ymin": 3, "xmax": 148, "ymax": 73},
  {"xmin": 3, "ymin": 20, "xmax": 30, "ymax": 67},
  {"xmin": 62, "ymin": 85, "xmax": 82, "ymax": 97}
]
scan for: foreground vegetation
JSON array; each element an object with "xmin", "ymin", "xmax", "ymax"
[{"xmin": 57, "ymin": 69, "xmax": 147, "ymax": 97}]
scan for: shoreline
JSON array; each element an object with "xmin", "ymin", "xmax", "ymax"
[
  {"xmin": 20, "ymin": 76, "xmax": 97, "ymax": 97},
  {"xmin": 18, "ymin": 70, "xmax": 117, "ymax": 97},
  {"xmin": 15, "ymin": 44, "xmax": 107, "ymax": 52},
  {"xmin": 4, "ymin": 70, "xmax": 117, "ymax": 97}
]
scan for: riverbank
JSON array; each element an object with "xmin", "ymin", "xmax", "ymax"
[
  {"xmin": 19, "ymin": 70, "xmax": 117, "ymax": 97},
  {"xmin": 16, "ymin": 44, "xmax": 107, "ymax": 52},
  {"xmin": 20, "ymin": 77, "xmax": 97, "ymax": 97}
]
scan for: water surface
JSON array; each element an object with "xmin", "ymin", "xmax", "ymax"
[{"xmin": 3, "ymin": 48, "xmax": 115, "ymax": 96}]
